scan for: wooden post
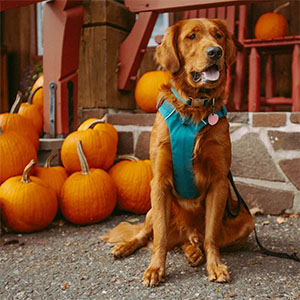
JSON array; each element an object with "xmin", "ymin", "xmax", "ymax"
[
  {"xmin": 43, "ymin": 0, "xmax": 83, "ymax": 136},
  {"xmin": 248, "ymin": 47, "xmax": 261, "ymax": 112},
  {"xmin": 265, "ymin": 54, "xmax": 274, "ymax": 110},
  {"xmin": 292, "ymin": 44, "xmax": 300, "ymax": 112}
]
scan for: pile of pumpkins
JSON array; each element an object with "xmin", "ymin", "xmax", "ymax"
[{"xmin": 0, "ymin": 75, "xmax": 153, "ymax": 233}]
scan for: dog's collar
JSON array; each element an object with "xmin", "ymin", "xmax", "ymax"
[{"xmin": 171, "ymin": 87, "xmax": 212, "ymax": 108}]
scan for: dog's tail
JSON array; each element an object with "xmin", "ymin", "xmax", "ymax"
[{"xmin": 101, "ymin": 222, "xmax": 145, "ymax": 244}]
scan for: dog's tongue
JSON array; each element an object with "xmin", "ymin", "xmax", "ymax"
[{"xmin": 201, "ymin": 67, "xmax": 220, "ymax": 82}]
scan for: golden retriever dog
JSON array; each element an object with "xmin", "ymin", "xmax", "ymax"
[{"xmin": 103, "ymin": 18, "xmax": 254, "ymax": 286}]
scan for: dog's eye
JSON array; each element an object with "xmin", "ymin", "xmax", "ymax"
[
  {"xmin": 188, "ymin": 33, "xmax": 196, "ymax": 40},
  {"xmin": 216, "ymin": 32, "xmax": 223, "ymax": 39}
]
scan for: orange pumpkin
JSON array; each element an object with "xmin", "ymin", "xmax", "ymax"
[
  {"xmin": 108, "ymin": 155, "xmax": 153, "ymax": 214},
  {"xmin": 78, "ymin": 115, "xmax": 118, "ymax": 146},
  {"xmin": 31, "ymin": 74, "xmax": 44, "ymax": 107},
  {"xmin": 254, "ymin": 3, "xmax": 289, "ymax": 39},
  {"xmin": 61, "ymin": 115, "xmax": 118, "ymax": 172},
  {"xmin": 60, "ymin": 141, "xmax": 117, "ymax": 225},
  {"xmin": 33, "ymin": 153, "xmax": 68, "ymax": 198},
  {"xmin": 135, "ymin": 70, "xmax": 171, "ymax": 113},
  {"xmin": 18, "ymin": 99, "xmax": 43, "ymax": 135},
  {"xmin": 0, "ymin": 92, "xmax": 39, "ymax": 151},
  {"xmin": 0, "ymin": 159, "xmax": 57, "ymax": 232},
  {"xmin": 0, "ymin": 127, "xmax": 37, "ymax": 184}
]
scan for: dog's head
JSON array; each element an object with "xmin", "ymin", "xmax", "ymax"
[{"xmin": 155, "ymin": 18, "xmax": 236, "ymax": 91}]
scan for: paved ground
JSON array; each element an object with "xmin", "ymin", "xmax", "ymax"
[{"xmin": 1, "ymin": 213, "xmax": 300, "ymax": 300}]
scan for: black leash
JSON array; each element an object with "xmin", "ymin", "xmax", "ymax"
[{"xmin": 227, "ymin": 170, "xmax": 300, "ymax": 262}]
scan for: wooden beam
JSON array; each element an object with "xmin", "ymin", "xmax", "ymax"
[
  {"xmin": 124, "ymin": 0, "xmax": 270, "ymax": 13},
  {"xmin": 0, "ymin": 0, "xmax": 44, "ymax": 11}
]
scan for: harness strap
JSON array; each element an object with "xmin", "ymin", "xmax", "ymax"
[
  {"xmin": 227, "ymin": 171, "xmax": 300, "ymax": 262},
  {"xmin": 158, "ymin": 99, "xmax": 227, "ymax": 199}
]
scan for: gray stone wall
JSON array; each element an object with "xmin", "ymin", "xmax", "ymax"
[{"xmin": 100, "ymin": 111, "xmax": 300, "ymax": 215}]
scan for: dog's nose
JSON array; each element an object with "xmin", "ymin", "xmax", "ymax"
[{"xmin": 205, "ymin": 46, "xmax": 223, "ymax": 60}]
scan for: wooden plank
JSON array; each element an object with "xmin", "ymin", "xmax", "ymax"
[
  {"xmin": 118, "ymin": 11, "xmax": 158, "ymax": 90},
  {"xmin": 0, "ymin": 0, "xmax": 43, "ymax": 11},
  {"xmin": 124, "ymin": 0, "xmax": 270, "ymax": 13}
]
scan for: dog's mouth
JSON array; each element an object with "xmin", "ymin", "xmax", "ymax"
[{"xmin": 190, "ymin": 64, "xmax": 220, "ymax": 84}]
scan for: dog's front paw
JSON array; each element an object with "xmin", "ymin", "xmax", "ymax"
[
  {"xmin": 207, "ymin": 263, "xmax": 230, "ymax": 283},
  {"xmin": 142, "ymin": 266, "xmax": 165, "ymax": 287},
  {"xmin": 183, "ymin": 243, "xmax": 205, "ymax": 267},
  {"xmin": 111, "ymin": 240, "xmax": 137, "ymax": 258}
]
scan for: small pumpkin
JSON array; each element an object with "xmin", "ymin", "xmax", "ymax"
[
  {"xmin": 18, "ymin": 90, "xmax": 43, "ymax": 135},
  {"xmin": 31, "ymin": 74, "xmax": 44, "ymax": 107},
  {"xmin": 135, "ymin": 70, "xmax": 171, "ymax": 113},
  {"xmin": 254, "ymin": 2, "xmax": 289, "ymax": 39},
  {"xmin": 60, "ymin": 140, "xmax": 117, "ymax": 225},
  {"xmin": 108, "ymin": 155, "xmax": 153, "ymax": 214},
  {"xmin": 0, "ymin": 159, "xmax": 57, "ymax": 232},
  {"xmin": 33, "ymin": 153, "xmax": 68, "ymax": 198},
  {"xmin": 0, "ymin": 92, "xmax": 39, "ymax": 150},
  {"xmin": 61, "ymin": 115, "xmax": 118, "ymax": 173},
  {"xmin": 0, "ymin": 126, "xmax": 37, "ymax": 184}
]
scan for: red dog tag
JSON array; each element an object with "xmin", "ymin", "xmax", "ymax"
[{"xmin": 208, "ymin": 113, "xmax": 219, "ymax": 126}]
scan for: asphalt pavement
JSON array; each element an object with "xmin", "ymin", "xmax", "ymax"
[{"xmin": 1, "ymin": 213, "xmax": 300, "ymax": 300}]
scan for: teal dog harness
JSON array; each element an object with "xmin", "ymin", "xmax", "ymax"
[{"xmin": 157, "ymin": 90, "xmax": 227, "ymax": 199}]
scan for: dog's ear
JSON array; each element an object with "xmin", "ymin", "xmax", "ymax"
[
  {"xmin": 212, "ymin": 19, "xmax": 237, "ymax": 66},
  {"xmin": 155, "ymin": 23, "xmax": 181, "ymax": 74}
]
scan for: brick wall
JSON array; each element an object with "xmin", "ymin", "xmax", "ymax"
[{"xmin": 103, "ymin": 111, "xmax": 300, "ymax": 215}]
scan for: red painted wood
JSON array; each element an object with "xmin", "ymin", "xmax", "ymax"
[
  {"xmin": 292, "ymin": 44, "xmax": 300, "ymax": 112},
  {"xmin": 233, "ymin": 49, "xmax": 246, "ymax": 110},
  {"xmin": 217, "ymin": 7, "xmax": 226, "ymax": 19},
  {"xmin": 118, "ymin": 12, "xmax": 158, "ymax": 91},
  {"xmin": 264, "ymin": 97, "xmax": 292, "ymax": 105},
  {"xmin": 244, "ymin": 36, "xmax": 300, "ymax": 48},
  {"xmin": 0, "ymin": 0, "xmax": 43, "ymax": 11},
  {"xmin": 265, "ymin": 55, "xmax": 274, "ymax": 100},
  {"xmin": 225, "ymin": 6, "xmax": 235, "ymax": 33},
  {"xmin": 198, "ymin": 9, "xmax": 208, "ymax": 18},
  {"xmin": 124, "ymin": 0, "xmax": 269, "ymax": 13},
  {"xmin": 248, "ymin": 48, "xmax": 260, "ymax": 112},
  {"xmin": 43, "ymin": 0, "xmax": 83, "ymax": 135},
  {"xmin": 208, "ymin": 7, "xmax": 217, "ymax": 18}
]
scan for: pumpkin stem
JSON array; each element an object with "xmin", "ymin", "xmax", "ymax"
[
  {"xmin": 117, "ymin": 155, "xmax": 140, "ymax": 162},
  {"xmin": 44, "ymin": 153, "xmax": 57, "ymax": 168},
  {"xmin": 10, "ymin": 91, "xmax": 23, "ymax": 113},
  {"xmin": 28, "ymin": 86, "xmax": 43, "ymax": 105},
  {"xmin": 21, "ymin": 159, "xmax": 36, "ymax": 183},
  {"xmin": 273, "ymin": 2, "xmax": 290, "ymax": 13},
  {"xmin": 88, "ymin": 114, "xmax": 108, "ymax": 129},
  {"xmin": 77, "ymin": 140, "xmax": 90, "ymax": 175}
]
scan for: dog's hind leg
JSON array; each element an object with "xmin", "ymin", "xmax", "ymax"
[
  {"xmin": 103, "ymin": 209, "xmax": 154, "ymax": 258},
  {"xmin": 219, "ymin": 203, "xmax": 255, "ymax": 252}
]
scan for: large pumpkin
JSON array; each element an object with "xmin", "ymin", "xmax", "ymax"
[
  {"xmin": 0, "ymin": 127, "xmax": 37, "ymax": 184},
  {"xmin": 254, "ymin": 3, "xmax": 289, "ymax": 39},
  {"xmin": 60, "ymin": 141, "xmax": 117, "ymax": 225},
  {"xmin": 33, "ymin": 153, "xmax": 68, "ymax": 199},
  {"xmin": 61, "ymin": 115, "xmax": 118, "ymax": 172},
  {"xmin": 0, "ymin": 159, "xmax": 57, "ymax": 232},
  {"xmin": 135, "ymin": 70, "xmax": 171, "ymax": 113},
  {"xmin": 0, "ymin": 92, "xmax": 39, "ymax": 151},
  {"xmin": 108, "ymin": 155, "xmax": 153, "ymax": 214}
]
